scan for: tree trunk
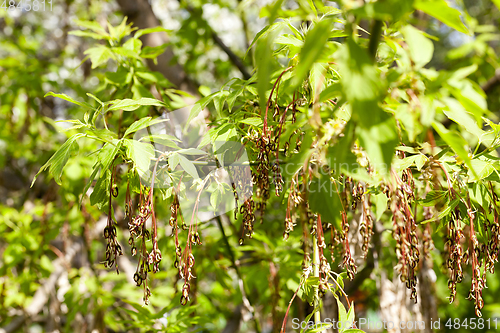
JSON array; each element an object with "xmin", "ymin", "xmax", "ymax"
[{"xmin": 116, "ymin": 0, "xmax": 198, "ymax": 95}]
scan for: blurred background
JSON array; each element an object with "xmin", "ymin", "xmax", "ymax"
[{"xmin": 1, "ymin": 0, "xmax": 500, "ymax": 332}]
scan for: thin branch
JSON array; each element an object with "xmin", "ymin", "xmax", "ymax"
[
  {"xmin": 211, "ymin": 32, "xmax": 251, "ymax": 80},
  {"xmin": 179, "ymin": 1, "xmax": 251, "ymax": 80},
  {"xmin": 368, "ymin": 20, "xmax": 383, "ymax": 60},
  {"xmin": 481, "ymin": 68, "xmax": 500, "ymax": 94}
]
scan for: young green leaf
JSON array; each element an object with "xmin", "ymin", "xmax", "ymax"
[
  {"xmin": 187, "ymin": 93, "xmax": 217, "ymax": 125},
  {"xmin": 300, "ymin": 306, "xmax": 320, "ymax": 333},
  {"xmin": 421, "ymin": 190, "xmax": 447, "ymax": 206},
  {"xmin": 336, "ymin": 297, "xmax": 349, "ymax": 332},
  {"xmin": 123, "ymin": 117, "xmax": 169, "ymax": 137},
  {"xmin": 107, "ymin": 98, "xmax": 166, "ymax": 111},
  {"xmin": 292, "ymin": 19, "xmax": 333, "ymax": 88},
  {"xmin": 79, "ymin": 164, "xmax": 101, "ymax": 207},
  {"xmin": 414, "ymin": 0, "xmax": 469, "ymax": 35},
  {"xmin": 240, "ymin": 117, "xmax": 263, "ymax": 126},
  {"xmin": 124, "ymin": 139, "xmax": 154, "ymax": 178},
  {"xmin": 401, "ymin": 25, "xmax": 434, "ymax": 68},
  {"xmin": 84, "ymin": 46, "xmax": 115, "ymax": 69},
  {"xmin": 135, "ymin": 26, "xmax": 171, "ymax": 39},
  {"xmin": 178, "ymin": 154, "xmax": 199, "ymax": 179},
  {"xmin": 44, "ymin": 92, "xmax": 94, "ymax": 110},
  {"xmin": 31, "ymin": 133, "xmax": 84, "ymax": 186},
  {"xmin": 90, "ymin": 169, "xmax": 111, "ymax": 210}
]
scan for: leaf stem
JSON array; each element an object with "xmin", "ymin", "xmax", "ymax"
[{"xmin": 312, "ymin": 231, "xmax": 322, "ymax": 331}]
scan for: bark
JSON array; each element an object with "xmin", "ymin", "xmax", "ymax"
[{"xmin": 481, "ymin": 68, "xmax": 500, "ymax": 94}]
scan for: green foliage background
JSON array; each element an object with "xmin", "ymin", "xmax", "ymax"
[{"xmin": 2, "ymin": 1, "xmax": 500, "ymax": 333}]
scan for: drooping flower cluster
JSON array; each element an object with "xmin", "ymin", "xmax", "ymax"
[
  {"xmin": 390, "ymin": 167, "xmax": 419, "ymax": 302},
  {"xmin": 103, "ymin": 169, "xmax": 123, "ymax": 273},
  {"xmin": 445, "ymin": 208, "xmax": 466, "ymax": 304}
]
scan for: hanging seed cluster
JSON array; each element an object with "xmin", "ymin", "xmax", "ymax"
[
  {"xmin": 357, "ymin": 184, "xmax": 373, "ymax": 259},
  {"xmin": 94, "ymin": 67, "xmax": 500, "ymax": 317},
  {"xmin": 127, "ymin": 184, "xmax": 162, "ymax": 304},
  {"xmin": 229, "ymin": 164, "xmax": 256, "ymax": 244},
  {"xmin": 445, "ymin": 207, "xmax": 466, "ymax": 305},
  {"xmin": 485, "ymin": 208, "xmax": 500, "ymax": 273},
  {"xmin": 390, "ymin": 167, "xmax": 419, "ymax": 302},
  {"xmin": 103, "ymin": 170, "xmax": 123, "ymax": 273},
  {"xmin": 283, "ymin": 173, "xmax": 300, "ymax": 240},
  {"xmin": 466, "ymin": 208, "xmax": 485, "ymax": 318},
  {"xmin": 340, "ymin": 211, "xmax": 357, "ymax": 280},
  {"xmin": 316, "ymin": 216, "xmax": 332, "ymax": 297},
  {"xmin": 252, "ymin": 130, "xmax": 271, "ymax": 221}
]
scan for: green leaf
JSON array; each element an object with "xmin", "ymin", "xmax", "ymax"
[
  {"xmin": 112, "ymin": 46, "xmax": 141, "ymax": 59},
  {"xmin": 135, "ymin": 71, "xmax": 171, "ymax": 87},
  {"xmin": 414, "ymin": 0, "xmax": 469, "ymax": 35},
  {"xmin": 292, "ymin": 19, "xmax": 333, "ymax": 88},
  {"xmin": 123, "ymin": 38, "xmax": 142, "ymax": 53},
  {"xmin": 187, "ymin": 93, "xmax": 217, "ymax": 124},
  {"xmin": 468, "ymin": 159, "xmax": 495, "ymax": 182},
  {"xmin": 210, "ymin": 186, "xmax": 223, "ymax": 211},
  {"xmin": 169, "ymin": 153, "xmax": 180, "ymax": 170},
  {"xmin": 240, "ymin": 117, "xmax": 263, "ymax": 126},
  {"xmin": 124, "ymin": 139, "xmax": 154, "ymax": 178},
  {"xmin": 178, "ymin": 154, "xmax": 199, "ymax": 179},
  {"xmin": 374, "ymin": 193, "xmax": 388, "ymax": 220},
  {"xmin": 79, "ymin": 164, "xmax": 101, "ymax": 207},
  {"xmin": 69, "ymin": 30, "xmax": 109, "ymax": 40},
  {"xmin": 98, "ymin": 140, "xmax": 121, "ymax": 171},
  {"xmin": 86, "ymin": 93, "xmax": 103, "ymax": 106},
  {"xmin": 421, "ymin": 190, "xmax": 447, "ymax": 206},
  {"xmin": 319, "ymin": 82, "xmax": 341, "ymax": 102},
  {"xmin": 337, "ymin": 39, "xmax": 385, "ymax": 121},
  {"xmin": 327, "ymin": 122, "xmax": 359, "ymax": 174},
  {"xmin": 401, "ymin": 25, "xmax": 434, "ymax": 68},
  {"xmin": 107, "ymin": 98, "xmax": 166, "ymax": 111},
  {"xmin": 442, "ymin": 97, "xmax": 484, "ymax": 140},
  {"xmin": 470, "ymin": 182, "xmax": 490, "ymax": 210},
  {"xmin": 84, "ymin": 46, "xmax": 115, "ymax": 68},
  {"xmin": 31, "ymin": 133, "xmax": 84, "ymax": 186},
  {"xmin": 300, "ymin": 306, "xmax": 320, "ymax": 333},
  {"xmin": 275, "ymin": 34, "xmax": 304, "ymax": 48},
  {"xmin": 135, "ymin": 26, "xmax": 171, "ymax": 39},
  {"xmin": 140, "ymin": 134, "xmax": 181, "ymax": 150},
  {"xmin": 415, "ymin": 154, "xmax": 427, "ymax": 171},
  {"xmin": 310, "ymin": 63, "xmax": 327, "ymax": 103},
  {"xmin": 309, "ymin": 173, "xmax": 342, "ymax": 230},
  {"xmin": 105, "ymin": 66, "xmax": 131, "ymax": 86},
  {"xmin": 140, "ymin": 44, "xmax": 169, "ymax": 59},
  {"xmin": 432, "ymin": 121, "xmax": 477, "ymax": 178},
  {"xmin": 357, "ymin": 114, "xmax": 398, "ymax": 175},
  {"xmin": 255, "ymin": 29, "xmax": 280, "ymax": 115},
  {"xmin": 73, "ymin": 19, "xmax": 107, "ymax": 34},
  {"xmin": 44, "ymin": 92, "xmax": 93, "ymax": 110},
  {"xmin": 90, "ymin": 169, "xmax": 110, "ymax": 210},
  {"xmin": 177, "ymin": 148, "xmax": 207, "ymax": 156},
  {"xmin": 124, "ymin": 117, "xmax": 169, "ymax": 137},
  {"xmin": 247, "ymin": 21, "xmax": 283, "ymax": 55},
  {"xmin": 336, "ymin": 297, "xmax": 349, "ymax": 332},
  {"xmin": 346, "ymin": 302, "xmax": 355, "ymax": 330}
]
